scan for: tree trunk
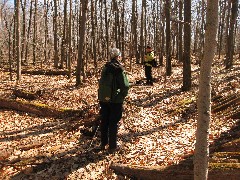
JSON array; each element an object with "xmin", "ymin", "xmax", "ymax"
[
  {"xmin": 178, "ymin": 0, "xmax": 183, "ymax": 62},
  {"xmin": 182, "ymin": 0, "xmax": 191, "ymax": 91},
  {"xmin": 90, "ymin": 0, "xmax": 97, "ymax": 69},
  {"xmin": 194, "ymin": 0, "xmax": 218, "ymax": 179},
  {"xmin": 53, "ymin": 0, "xmax": 59, "ymax": 68},
  {"xmin": 25, "ymin": 0, "xmax": 33, "ymax": 65},
  {"xmin": 15, "ymin": 0, "xmax": 21, "ymax": 81},
  {"xmin": 43, "ymin": 0, "xmax": 49, "ymax": 66},
  {"xmin": 68, "ymin": 0, "xmax": 72, "ymax": 79},
  {"xmin": 20, "ymin": 0, "xmax": 26, "ymax": 64},
  {"xmin": 104, "ymin": 0, "xmax": 109, "ymax": 59},
  {"xmin": 60, "ymin": 0, "xmax": 68, "ymax": 69},
  {"xmin": 225, "ymin": 0, "xmax": 238, "ymax": 69},
  {"xmin": 165, "ymin": 0, "xmax": 171, "ymax": 76},
  {"xmin": 76, "ymin": 0, "xmax": 88, "ymax": 86},
  {"xmin": 217, "ymin": 0, "xmax": 226, "ymax": 59},
  {"xmin": 32, "ymin": 0, "xmax": 37, "ymax": 66}
]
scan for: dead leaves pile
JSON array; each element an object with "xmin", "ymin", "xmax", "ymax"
[{"xmin": 0, "ymin": 58, "xmax": 239, "ymax": 179}]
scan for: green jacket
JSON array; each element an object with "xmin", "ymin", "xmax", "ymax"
[{"xmin": 98, "ymin": 59, "xmax": 129, "ymax": 103}]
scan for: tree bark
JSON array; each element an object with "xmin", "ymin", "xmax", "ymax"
[
  {"xmin": 53, "ymin": 0, "xmax": 59, "ymax": 68},
  {"xmin": 182, "ymin": 0, "xmax": 191, "ymax": 91},
  {"xmin": 225, "ymin": 0, "xmax": 238, "ymax": 69},
  {"xmin": 194, "ymin": 0, "xmax": 219, "ymax": 179},
  {"xmin": 76, "ymin": 0, "xmax": 88, "ymax": 86},
  {"xmin": 165, "ymin": 0, "xmax": 172, "ymax": 76},
  {"xmin": 15, "ymin": 0, "xmax": 21, "ymax": 81},
  {"xmin": 32, "ymin": 0, "xmax": 37, "ymax": 66}
]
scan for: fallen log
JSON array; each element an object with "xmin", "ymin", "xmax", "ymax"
[
  {"xmin": 13, "ymin": 89, "xmax": 43, "ymax": 100},
  {"xmin": 0, "ymin": 98, "xmax": 62, "ymax": 117},
  {"xmin": 21, "ymin": 69, "xmax": 70, "ymax": 76},
  {"xmin": 0, "ymin": 98, "xmax": 99, "ymax": 126}
]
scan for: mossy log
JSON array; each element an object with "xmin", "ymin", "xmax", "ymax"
[
  {"xmin": 21, "ymin": 70, "xmax": 70, "ymax": 76},
  {"xmin": 110, "ymin": 163, "xmax": 240, "ymax": 180},
  {"xmin": 0, "ymin": 98, "xmax": 59, "ymax": 117},
  {"xmin": 0, "ymin": 98, "xmax": 99, "ymax": 126},
  {"xmin": 13, "ymin": 89, "xmax": 43, "ymax": 100}
]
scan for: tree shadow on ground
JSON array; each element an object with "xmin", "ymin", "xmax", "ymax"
[
  {"xmin": 111, "ymin": 120, "xmax": 240, "ymax": 180},
  {"xmin": 7, "ymin": 98, "xmax": 197, "ymax": 179},
  {"xmin": 120, "ymin": 103, "xmax": 196, "ymax": 142},
  {"xmin": 0, "ymin": 104, "xmax": 99, "ymax": 142},
  {"xmin": 130, "ymin": 88, "xmax": 182, "ymax": 108},
  {"xmin": 9, "ymin": 126, "xmax": 110, "ymax": 179}
]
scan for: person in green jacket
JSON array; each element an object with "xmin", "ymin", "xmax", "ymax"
[
  {"xmin": 98, "ymin": 47, "xmax": 129, "ymax": 153},
  {"xmin": 144, "ymin": 46, "xmax": 155, "ymax": 85}
]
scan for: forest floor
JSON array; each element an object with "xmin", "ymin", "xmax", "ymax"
[{"xmin": 0, "ymin": 56, "xmax": 239, "ymax": 179}]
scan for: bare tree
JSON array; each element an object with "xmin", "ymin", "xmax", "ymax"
[
  {"xmin": 178, "ymin": 0, "xmax": 183, "ymax": 62},
  {"xmin": 15, "ymin": 0, "xmax": 21, "ymax": 80},
  {"xmin": 194, "ymin": 0, "xmax": 219, "ymax": 179},
  {"xmin": 33, "ymin": 0, "xmax": 38, "ymax": 65},
  {"xmin": 225, "ymin": 0, "xmax": 238, "ymax": 69},
  {"xmin": 0, "ymin": 0, "xmax": 8, "ymax": 30},
  {"xmin": 90, "ymin": 0, "xmax": 97, "ymax": 69},
  {"xmin": 76, "ymin": 0, "xmax": 88, "ymax": 86},
  {"xmin": 60, "ymin": 0, "xmax": 67, "ymax": 69},
  {"xmin": 67, "ymin": 0, "xmax": 72, "ymax": 78},
  {"xmin": 165, "ymin": 0, "xmax": 172, "ymax": 76},
  {"xmin": 182, "ymin": 0, "xmax": 191, "ymax": 91},
  {"xmin": 217, "ymin": 0, "xmax": 227, "ymax": 59},
  {"xmin": 53, "ymin": 0, "xmax": 59, "ymax": 68}
]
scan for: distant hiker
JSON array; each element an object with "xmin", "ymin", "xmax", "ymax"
[
  {"xmin": 98, "ymin": 47, "xmax": 129, "ymax": 153},
  {"xmin": 144, "ymin": 45, "xmax": 156, "ymax": 85}
]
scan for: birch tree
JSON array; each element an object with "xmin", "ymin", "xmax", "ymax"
[{"xmin": 194, "ymin": 0, "xmax": 218, "ymax": 179}]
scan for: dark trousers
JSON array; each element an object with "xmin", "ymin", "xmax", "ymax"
[
  {"xmin": 145, "ymin": 65, "xmax": 153, "ymax": 83},
  {"xmin": 99, "ymin": 102, "xmax": 123, "ymax": 149}
]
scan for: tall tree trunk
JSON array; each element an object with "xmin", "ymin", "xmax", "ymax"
[
  {"xmin": 121, "ymin": 0, "xmax": 125, "ymax": 62},
  {"xmin": 25, "ymin": 0, "xmax": 33, "ymax": 65},
  {"xmin": 20, "ymin": 0, "xmax": 26, "ymax": 64},
  {"xmin": 32, "ymin": 0, "xmax": 37, "ymax": 66},
  {"xmin": 76, "ymin": 0, "xmax": 88, "ymax": 86},
  {"xmin": 90, "ymin": 0, "xmax": 97, "ymax": 69},
  {"xmin": 4, "ymin": 15, "xmax": 14, "ymax": 80},
  {"xmin": 132, "ymin": 0, "xmax": 139, "ymax": 64},
  {"xmin": 68, "ymin": 0, "xmax": 72, "ymax": 79},
  {"xmin": 140, "ymin": 0, "xmax": 145, "ymax": 64},
  {"xmin": 217, "ymin": 0, "xmax": 226, "ymax": 59},
  {"xmin": 53, "ymin": 0, "xmax": 59, "ymax": 68},
  {"xmin": 225, "ymin": 0, "xmax": 238, "ymax": 69},
  {"xmin": 60, "ymin": 0, "xmax": 68, "ymax": 69},
  {"xmin": 104, "ymin": 0, "xmax": 109, "ymax": 59},
  {"xmin": 43, "ymin": 0, "xmax": 49, "ymax": 65},
  {"xmin": 194, "ymin": 0, "xmax": 218, "ymax": 179},
  {"xmin": 15, "ymin": 0, "xmax": 21, "ymax": 80},
  {"xmin": 178, "ymin": 0, "xmax": 183, "ymax": 62},
  {"xmin": 182, "ymin": 0, "xmax": 191, "ymax": 91},
  {"xmin": 165, "ymin": 0, "xmax": 172, "ymax": 76}
]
